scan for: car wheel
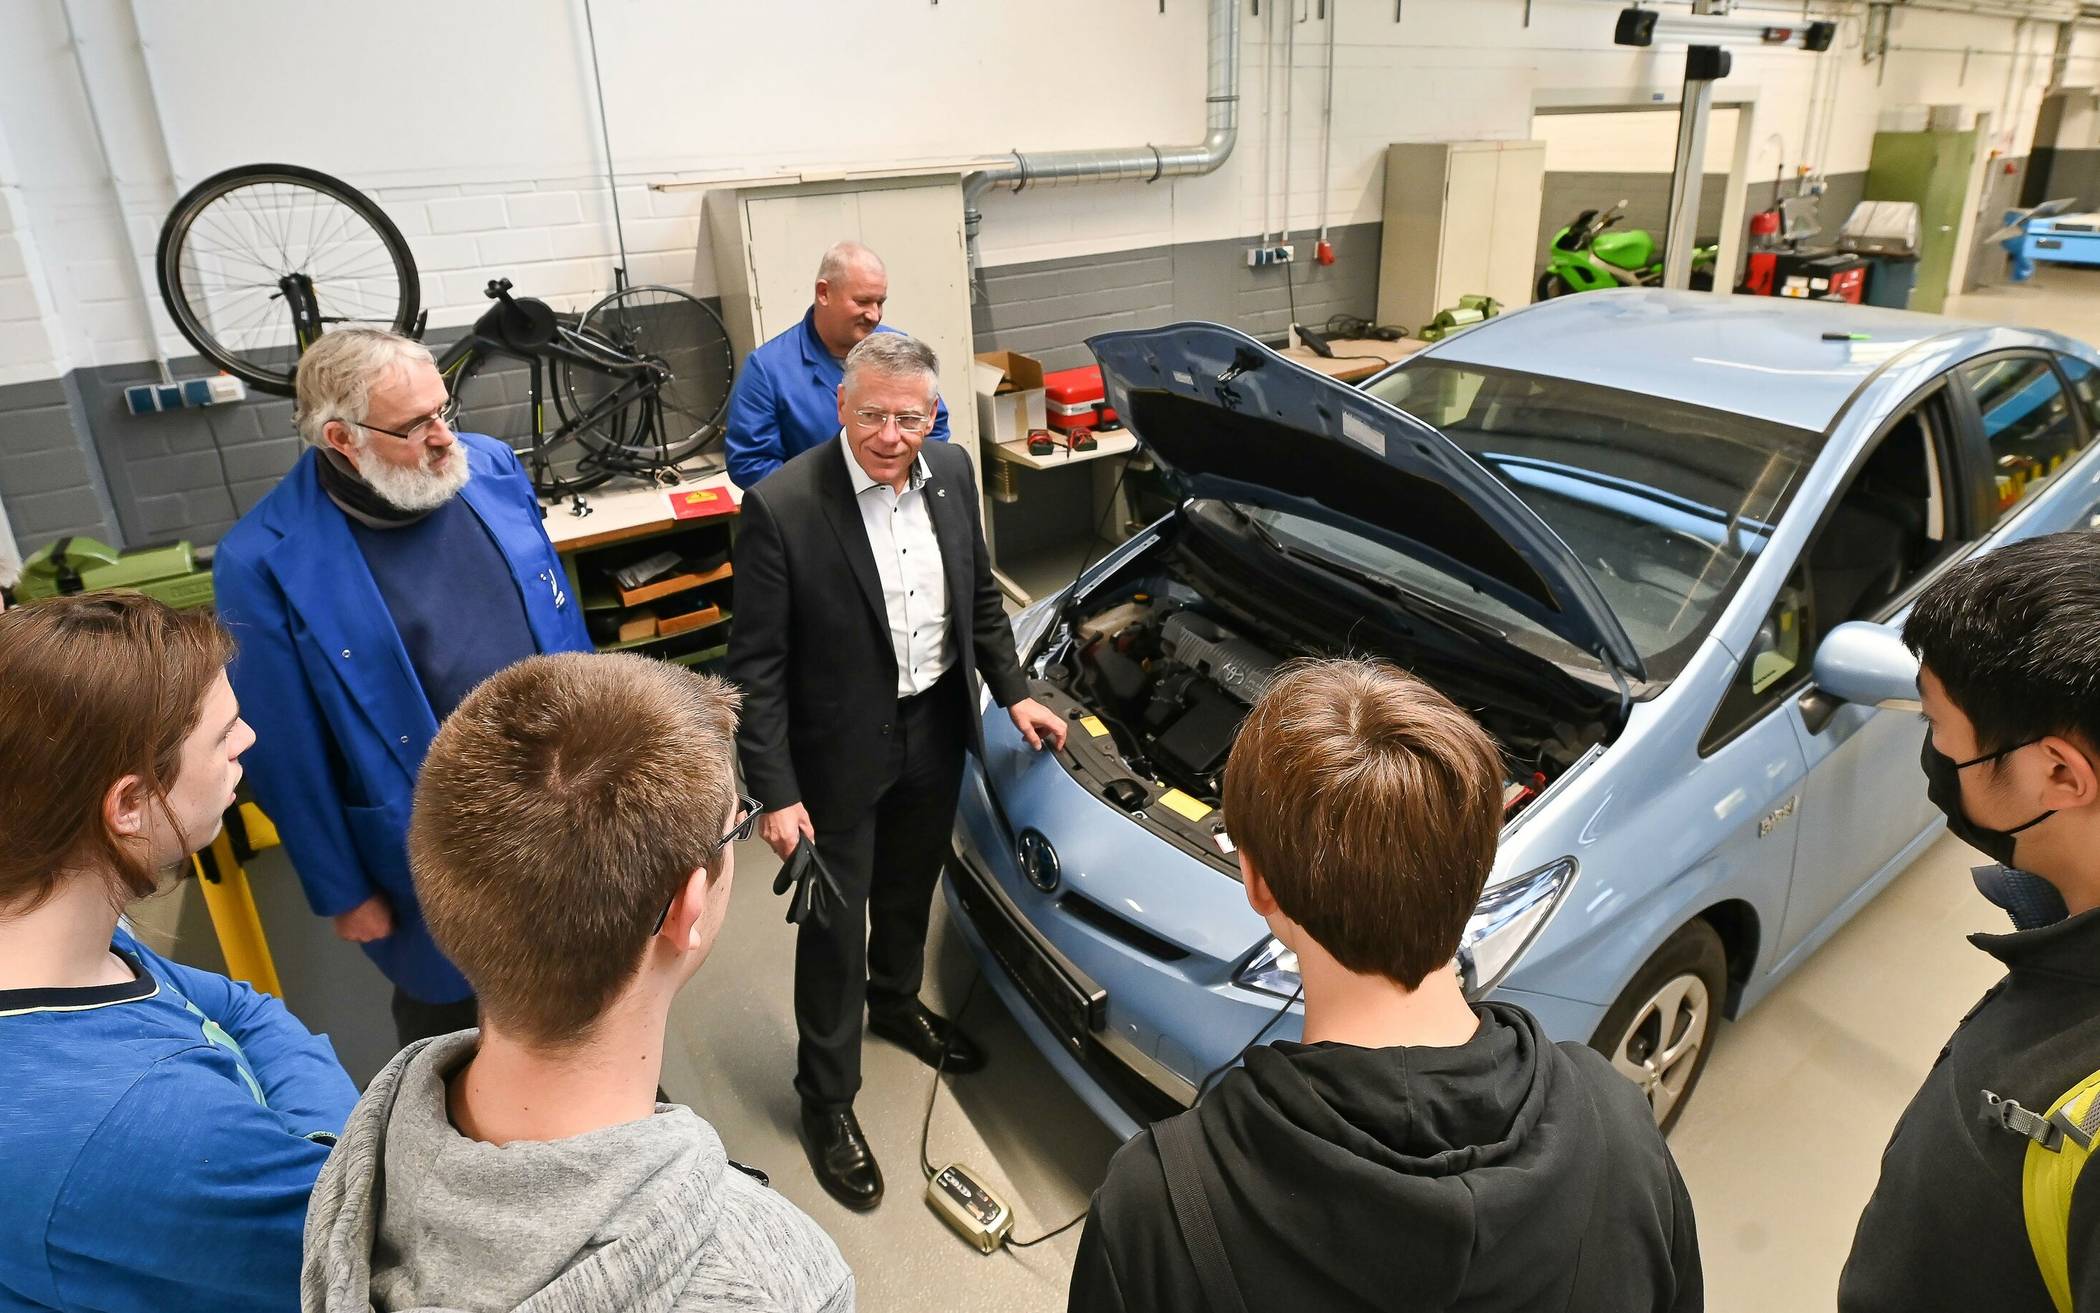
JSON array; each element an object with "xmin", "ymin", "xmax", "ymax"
[{"xmin": 1589, "ymin": 919, "xmax": 1727, "ymax": 1133}]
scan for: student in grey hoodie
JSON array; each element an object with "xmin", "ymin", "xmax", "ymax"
[{"xmin": 302, "ymin": 652, "xmax": 853, "ymax": 1313}]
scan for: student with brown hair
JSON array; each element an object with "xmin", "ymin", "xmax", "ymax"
[
  {"xmin": 302, "ymin": 652, "xmax": 851, "ymax": 1313},
  {"xmin": 0, "ymin": 594, "xmax": 359, "ymax": 1313},
  {"xmin": 1067, "ymin": 658, "xmax": 1701, "ymax": 1313}
]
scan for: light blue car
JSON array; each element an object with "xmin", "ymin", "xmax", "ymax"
[{"xmin": 947, "ymin": 288, "xmax": 2100, "ymax": 1137}]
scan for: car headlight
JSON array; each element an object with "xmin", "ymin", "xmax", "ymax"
[
  {"xmin": 1457, "ymin": 857, "xmax": 1576, "ymax": 997},
  {"xmin": 1234, "ymin": 936, "xmax": 1301, "ymax": 998},
  {"xmin": 1009, "ymin": 592, "xmax": 1065, "ymax": 663},
  {"xmin": 1231, "ymin": 857, "xmax": 1574, "ymax": 1001}
]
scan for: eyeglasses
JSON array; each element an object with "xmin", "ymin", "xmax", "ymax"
[
  {"xmin": 850, "ymin": 407, "xmax": 933, "ymax": 437},
  {"xmin": 652, "ymin": 793, "xmax": 765, "ymax": 934},
  {"xmin": 359, "ymin": 396, "xmax": 460, "ymax": 442}
]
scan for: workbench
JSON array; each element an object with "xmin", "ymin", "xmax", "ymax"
[
  {"xmin": 1278, "ymin": 336, "xmax": 1428, "ymax": 382},
  {"xmin": 542, "ymin": 472, "xmax": 742, "ymax": 667}
]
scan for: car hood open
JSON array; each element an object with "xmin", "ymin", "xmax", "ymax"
[{"xmin": 1088, "ymin": 323, "xmax": 1645, "ymax": 681}]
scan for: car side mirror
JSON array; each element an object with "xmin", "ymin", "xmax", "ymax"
[{"xmin": 1812, "ymin": 621, "xmax": 1921, "ymax": 711}]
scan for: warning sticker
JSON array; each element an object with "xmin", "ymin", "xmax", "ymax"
[
  {"xmin": 1157, "ymin": 788, "xmax": 1211, "ymax": 822},
  {"xmin": 1080, "ymin": 715, "xmax": 1110, "ymax": 738}
]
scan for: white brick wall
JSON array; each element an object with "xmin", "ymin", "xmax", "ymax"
[{"xmin": 0, "ymin": 0, "xmax": 2080, "ymax": 377}]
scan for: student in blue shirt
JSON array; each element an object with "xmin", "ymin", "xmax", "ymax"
[
  {"xmin": 0, "ymin": 593, "xmax": 359, "ymax": 1313},
  {"xmin": 723, "ymin": 240, "xmax": 949, "ymax": 488}
]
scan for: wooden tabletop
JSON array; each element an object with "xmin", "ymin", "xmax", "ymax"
[
  {"xmin": 988, "ymin": 429, "xmax": 1139, "ymax": 471},
  {"xmin": 541, "ymin": 471, "xmax": 742, "ymax": 553},
  {"xmin": 1278, "ymin": 336, "xmax": 1428, "ymax": 382}
]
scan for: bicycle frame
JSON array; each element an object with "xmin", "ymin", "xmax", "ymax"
[{"xmin": 435, "ymin": 321, "xmax": 664, "ymax": 495}]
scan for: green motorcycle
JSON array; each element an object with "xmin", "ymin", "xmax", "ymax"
[{"xmin": 1537, "ymin": 203, "xmax": 1716, "ymax": 299}]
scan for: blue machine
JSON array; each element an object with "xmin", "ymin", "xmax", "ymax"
[{"xmin": 1993, "ymin": 199, "xmax": 2100, "ymax": 280}]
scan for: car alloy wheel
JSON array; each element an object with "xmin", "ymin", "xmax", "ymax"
[
  {"xmin": 1611, "ymin": 973, "xmax": 1710, "ymax": 1127},
  {"xmin": 1589, "ymin": 919, "xmax": 1727, "ymax": 1132}
]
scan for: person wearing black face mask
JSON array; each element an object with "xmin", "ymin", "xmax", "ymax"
[
  {"xmin": 1920, "ymin": 736, "xmax": 2073, "ymax": 930},
  {"xmin": 1841, "ymin": 532, "xmax": 2100, "ymax": 1313}
]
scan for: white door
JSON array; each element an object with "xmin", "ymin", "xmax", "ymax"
[
  {"xmin": 1437, "ymin": 147, "xmax": 1500, "ymax": 309},
  {"xmin": 740, "ymin": 180, "xmax": 980, "ymax": 473},
  {"xmin": 1488, "ymin": 143, "xmax": 1547, "ymax": 310}
]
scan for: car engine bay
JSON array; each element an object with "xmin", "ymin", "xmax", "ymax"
[{"xmin": 1037, "ymin": 576, "xmax": 1606, "ymax": 838}]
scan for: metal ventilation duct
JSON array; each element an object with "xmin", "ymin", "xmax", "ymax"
[{"xmin": 962, "ymin": 0, "xmax": 1241, "ymax": 275}]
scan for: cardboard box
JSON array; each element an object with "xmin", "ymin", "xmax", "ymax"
[{"xmin": 973, "ymin": 350, "xmax": 1047, "ymax": 448}]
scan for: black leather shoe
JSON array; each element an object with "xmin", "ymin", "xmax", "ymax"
[
  {"xmin": 798, "ymin": 1103, "xmax": 883, "ymax": 1211},
  {"xmin": 869, "ymin": 999, "xmax": 986, "ymax": 1074}
]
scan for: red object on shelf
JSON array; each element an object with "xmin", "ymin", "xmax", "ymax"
[
  {"xmin": 1044, "ymin": 364, "xmax": 1117, "ymax": 433},
  {"xmin": 1749, "ymin": 209, "xmax": 1781, "ymax": 238},
  {"xmin": 668, "ymin": 486, "xmax": 734, "ymax": 520}
]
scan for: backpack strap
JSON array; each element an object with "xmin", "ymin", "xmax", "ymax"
[
  {"xmin": 1154, "ymin": 1114, "xmax": 1250, "ymax": 1313},
  {"xmin": 1982, "ymin": 1070, "xmax": 2100, "ymax": 1313}
]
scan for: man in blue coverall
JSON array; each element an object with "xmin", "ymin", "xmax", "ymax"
[
  {"xmin": 724, "ymin": 240, "xmax": 949, "ymax": 488},
  {"xmin": 214, "ymin": 328, "xmax": 592, "ymax": 1049}
]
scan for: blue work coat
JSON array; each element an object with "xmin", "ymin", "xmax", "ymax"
[
  {"xmin": 724, "ymin": 307, "xmax": 949, "ymax": 488},
  {"xmin": 213, "ymin": 434, "xmax": 591, "ymax": 1002}
]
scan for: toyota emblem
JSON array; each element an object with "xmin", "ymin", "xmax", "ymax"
[{"xmin": 1017, "ymin": 829, "xmax": 1060, "ymax": 892}]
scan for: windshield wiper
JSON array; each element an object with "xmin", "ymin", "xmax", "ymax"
[{"xmin": 1213, "ymin": 502, "xmax": 1509, "ymax": 647}]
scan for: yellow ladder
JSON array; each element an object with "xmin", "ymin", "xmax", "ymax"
[{"xmin": 189, "ymin": 802, "xmax": 285, "ymax": 998}]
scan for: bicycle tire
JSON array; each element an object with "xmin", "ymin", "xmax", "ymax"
[
  {"xmin": 156, "ymin": 163, "xmax": 420, "ymax": 397},
  {"xmin": 557, "ymin": 284, "xmax": 732, "ymax": 476}
]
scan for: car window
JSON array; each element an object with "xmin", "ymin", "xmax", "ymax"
[
  {"xmin": 1369, "ymin": 359, "xmax": 1822, "ymax": 679},
  {"xmin": 1960, "ymin": 355, "xmax": 2086, "ymax": 521},
  {"xmin": 1703, "ymin": 391, "xmax": 1963, "ymax": 753},
  {"xmin": 2057, "ymin": 353, "xmax": 2100, "ymax": 433}
]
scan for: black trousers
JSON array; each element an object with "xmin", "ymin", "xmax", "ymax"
[
  {"xmin": 795, "ymin": 671, "xmax": 968, "ymax": 1109},
  {"xmin": 391, "ymin": 986, "xmax": 477, "ymax": 1049}
]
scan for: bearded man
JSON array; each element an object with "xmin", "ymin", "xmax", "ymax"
[{"xmin": 214, "ymin": 328, "xmax": 591, "ymax": 1046}]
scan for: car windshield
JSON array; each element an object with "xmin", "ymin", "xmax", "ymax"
[{"xmin": 1363, "ymin": 358, "xmax": 1824, "ymax": 677}]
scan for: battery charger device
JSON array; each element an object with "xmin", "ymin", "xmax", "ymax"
[{"xmin": 925, "ymin": 1162, "xmax": 1014, "ymax": 1253}]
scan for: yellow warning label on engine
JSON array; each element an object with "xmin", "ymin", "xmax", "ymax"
[
  {"xmin": 1080, "ymin": 715, "xmax": 1109, "ymax": 738},
  {"xmin": 1157, "ymin": 788, "xmax": 1211, "ymax": 822}
]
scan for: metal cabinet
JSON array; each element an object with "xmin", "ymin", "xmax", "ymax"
[
  {"xmin": 1375, "ymin": 141, "xmax": 1546, "ymax": 332},
  {"xmin": 706, "ymin": 175, "xmax": 981, "ymax": 475}
]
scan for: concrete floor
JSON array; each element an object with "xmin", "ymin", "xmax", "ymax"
[{"xmin": 127, "ymin": 262, "xmax": 2100, "ymax": 1312}]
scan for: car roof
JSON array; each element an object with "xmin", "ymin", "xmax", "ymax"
[{"xmin": 1418, "ymin": 288, "xmax": 1993, "ymax": 434}]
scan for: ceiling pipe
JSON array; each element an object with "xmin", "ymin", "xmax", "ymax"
[{"xmin": 963, "ymin": 0, "xmax": 1240, "ymax": 281}]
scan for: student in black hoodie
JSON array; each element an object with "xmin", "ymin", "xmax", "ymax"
[
  {"xmin": 1840, "ymin": 532, "xmax": 2100, "ymax": 1312},
  {"xmin": 1067, "ymin": 658, "xmax": 1702, "ymax": 1313}
]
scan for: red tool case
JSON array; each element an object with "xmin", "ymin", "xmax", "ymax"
[{"xmin": 1043, "ymin": 364, "xmax": 1118, "ymax": 433}]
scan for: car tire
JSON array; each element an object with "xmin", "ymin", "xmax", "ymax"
[{"xmin": 1588, "ymin": 919, "xmax": 1727, "ymax": 1133}]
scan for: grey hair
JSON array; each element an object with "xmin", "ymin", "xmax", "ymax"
[
  {"xmin": 293, "ymin": 328, "xmax": 436, "ymax": 447},
  {"xmin": 816, "ymin": 240, "xmax": 885, "ymax": 287},
  {"xmin": 843, "ymin": 333, "xmax": 939, "ymax": 405}
]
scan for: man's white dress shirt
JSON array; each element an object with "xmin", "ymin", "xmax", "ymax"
[{"xmin": 842, "ymin": 433, "xmax": 951, "ymax": 697}]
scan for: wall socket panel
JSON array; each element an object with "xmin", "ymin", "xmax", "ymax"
[
  {"xmin": 124, "ymin": 374, "xmax": 248, "ymax": 416},
  {"xmin": 1245, "ymin": 244, "xmax": 1297, "ymax": 267}
]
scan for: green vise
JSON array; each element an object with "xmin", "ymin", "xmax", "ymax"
[{"xmin": 17, "ymin": 536, "xmax": 215, "ymax": 610}]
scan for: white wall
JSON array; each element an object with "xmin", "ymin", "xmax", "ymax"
[
  {"xmin": 0, "ymin": 0, "xmax": 2088, "ymax": 379},
  {"xmin": 1536, "ymin": 108, "xmax": 1742, "ymax": 173}
]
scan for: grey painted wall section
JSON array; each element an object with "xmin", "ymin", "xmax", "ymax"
[
  {"xmin": 971, "ymin": 222, "xmax": 1383, "ymax": 371},
  {"xmin": 79, "ymin": 355, "xmax": 300, "ymax": 551},
  {"xmin": 0, "ymin": 374, "xmax": 121, "ymax": 553},
  {"xmin": 2036, "ymin": 147, "xmax": 2100, "ymax": 211}
]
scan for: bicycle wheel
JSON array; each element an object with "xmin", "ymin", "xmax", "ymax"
[
  {"xmin": 156, "ymin": 163, "xmax": 419, "ymax": 396},
  {"xmin": 559, "ymin": 284, "xmax": 734, "ymax": 475}
]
